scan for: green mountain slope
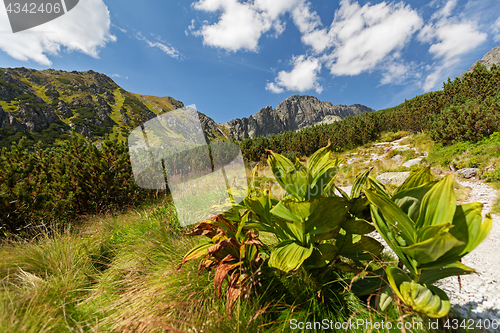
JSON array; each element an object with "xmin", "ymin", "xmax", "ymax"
[{"xmin": 0, "ymin": 68, "xmax": 184, "ymax": 148}]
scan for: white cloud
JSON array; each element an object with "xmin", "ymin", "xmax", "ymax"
[
  {"xmin": 322, "ymin": 0, "xmax": 423, "ymax": 76},
  {"xmin": 0, "ymin": 0, "xmax": 115, "ymax": 65},
  {"xmin": 191, "ymin": 0, "xmax": 300, "ymax": 52},
  {"xmin": 380, "ymin": 61, "xmax": 415, "ymax": 85},
  {"xmin": 418, "ymin": 0, "xmax": 487, "ymax": 90},
  {"xmin": 109, "ymin": 73, "xmax": 129, "ymax": 79},
  {"xmin": 266, "ymin": 55, "xmax": 322, "ymax": 93},
  {"xmin": 491, "ymin": 16, "xmax": 500, "ymax": 42},
  {"xmin": 136, "ymin": 33, "xmax": 181, "ymax": 59}
]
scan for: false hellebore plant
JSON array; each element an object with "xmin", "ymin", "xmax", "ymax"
[
  {"xmin": 178, "ymin": 144, "xmax": 384, "ymax": 311},
  {"xmin": 363, "ymin": 168, "xmax": 492, "ymax": 318}
]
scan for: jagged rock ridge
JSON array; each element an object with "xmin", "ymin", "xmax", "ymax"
[
  {"xmin": 459, "ymin": 45, "xmax": 500, "ymax": 79},
  {"xmin": 223, "ymin": 95, "xmax": 374, "ymax": 140}
]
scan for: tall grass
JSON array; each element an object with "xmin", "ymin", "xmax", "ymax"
[{"xmin": 0, "ymin": 195, "xmax": 433, "ymax": 332}]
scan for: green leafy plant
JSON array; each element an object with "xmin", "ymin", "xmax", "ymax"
[
  {"xmin": 364, "ymin": 168, "xmax": 492, "ymax": 318},
  {"xmin": 240, "ymin": 145, "xmax": 383, "ymax": 274}
]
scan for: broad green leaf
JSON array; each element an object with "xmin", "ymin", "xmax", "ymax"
[
  {"xmin": 386, "ymin": 266, "xmax": 412, "ymax": 302},
  {"xmin": 348, "ymin": 196, "xmax": 370, "ymax": 218},
  {"xmin": 394, "ymin": 167, "xmax": 434, "ymax": 195},
  {"xmin": 270, "ymin": 199, "xmax": 313, "ymax": 223},
  {"xmin": 351, "ymin": 267, "xmax": 386, "ymax": 296},
  {"xmin": 351, "ymin": 169, "xmax": 372, "ymax": 198},
  {"xmin": 270, "ymin": 199, "xmax": 311, "ymax": 242},
  {"xmin": 416, "ymin": 175, "xmax": 456, "ymax": 229},
  {"xmin": 267, "ymin": 152, "xmax": 295, "ymax": 188},
  {"xmin": 246, "ymin": 193, "xmax": 273, "ymax": 225},
  {"xmin": 304, "ymin": 243, "xmax": 339, "ymax": 269},
  {"xmin": 267, "ymin": 152, "xmax": 307, "ymax": 199},
  {"xmin": 400, "ymin": 282, "xmax": 450, "ymax": 318},
  {"xmin": 420, "ymin": 261, "xmax": 476, "ymax": 285},
  {"xmin": 377, "ymin": 286, "xmax": 394, "ymax": 312},
  {"xmin": 269, "ymin": 240, "xmax": 313, "ymax": 272},
  {"xmin": 244, "ymin": 220, "xmax": 275, "ymax": 234},
  {"xmin": 341, "ymin": 217, "xmax": 375, "ymax": 235},
  {"xmin": 367, "ymin": 176, "xmax": 390, "ymax": 198},
  {"xmin": 370, "ymin": 205, "xmax": 417, "ymax": 276},
  {"xmin": 392, "ymin": 182, "xmax": 436, "ymax": 223},
  {"xmin": 307, "ymin": 146, "xmax": 341, "ymax": 199},
  {"xmin": 365, "ymin": 189, "xmax": 416, "ymax": 246},
  {"xmin": 309, "ymin": 165, "xmax": 340, "ymax": 199},
  {"xmin": 313, "ymin": 226, "xmax": 341, "ymax": 241},
  {"xmin": 425, "ymin": 203, "xmax": 492, "ymax": 267},
  {"xmin": 401, "ymin": 230, "xmax": 464, "ymax": 264},
  {"xmin": 416, "ymin": 223, "xmax": 454, "ymax": 242},
  {"xmin": 340, "ymin": 235, "xmax": 383, "ymax": 261},
  {"xmin": 453, "ymin": 203, "xmax": 492, "ymax": 255},
  {"xmin": 306, "ymin": 197, "xmax": 349, "ymax": 235}
]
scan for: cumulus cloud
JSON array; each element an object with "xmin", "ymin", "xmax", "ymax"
[
  {"xmin": 191, "ymin": 0, "xmax": 300, "ymax": 52},
  {"xmin": 190, "ymin": 0, "xmax": 492, "ymax": 94},
  {"xmin": 491, "ymin": 16, "xmax": 500, "ymax": 42},
  {"xmin": 136, "ymin": 33, "xmax": 181, "ymax": 59},
  {"xmin": 266, "ymin": 55, "xmax": 322, "ymax": 93},
  {"xmin": 109, "ymin": 73, "xmax": 128, "ymax": 79},
  {"xmin": 380, "ymin": 61, "xmax": 416, "ymax": 85},
  {"xmin": 0, "ymin": 0, "xmax": 115, "ymax": 65},
  {"xmin": 320, "ymin": 0, "xmax": 422, "ymax": 76},
  {"xmin": 418, "ymin": 0, "xmax": 487, "ymax": 90}
]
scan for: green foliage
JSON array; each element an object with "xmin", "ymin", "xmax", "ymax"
[
  {"xmin": 0, "ymin": 135, "xmax": 167, "ymax": 234},
  {"xmin": 365, "ymin": 168, "xmax": 492, "ymax": 318},
  {"xmin": 239, "ymin": 63, "xmax": 500, "ymax": 163},
  {"xmin": 428, "ymin": 98, "xmax": 500, "ymax": 144},
  {"xmin": 181, "ymin": 144, "xmax": 384, "ymax": 311},
  {"xmin": 55, "ymin": 78, "xmax": 70, "ymax": 85}
]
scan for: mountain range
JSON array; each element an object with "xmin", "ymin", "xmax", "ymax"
[{"xmin": 0, "ymin": 67, "xmax": 374, "ymax": 147}]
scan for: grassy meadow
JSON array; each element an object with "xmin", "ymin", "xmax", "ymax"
[{"xmin": 2, "ymin": 131, "xmax": 499, "ymax": 332}]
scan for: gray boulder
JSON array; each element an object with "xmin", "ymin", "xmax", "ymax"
[
  {"xmin": 457, "ymin": 168, "xmax": 479, "ymax": 179},
  {"xmin": 402, "ymin": 158, "xmax": 422, "ymax": 168},
  {"xmin": 376, "ymin": 172, "xmax": 411, "ymax": 187}
]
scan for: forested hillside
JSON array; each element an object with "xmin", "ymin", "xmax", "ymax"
[
  {"xmin": 240, "ymin": 63, "xmax": 500, "ymax": 162},
  {"xmin": 1, "ymin": 63, "xmax": 499, "ymax": 234}
]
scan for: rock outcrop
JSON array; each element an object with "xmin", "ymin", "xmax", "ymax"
[
  {"xmin": 223, "ymin": 95, "xmax": 374, "ymax": 140},
  {"xmin": 459, "ymin": 45, "xmax": 500, "ymax": 79}
]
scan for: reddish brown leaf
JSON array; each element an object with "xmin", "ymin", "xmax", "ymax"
[
  {"xmin": 214, "ymin": 255, "xmax": 241, "ymax": 298},
  {"xmin": 207, "ymin": 238, "xmax": 240, "ymax": 259},
  {"xmin": 184, "ymin": 221, "xmax": 217, "ymax": 237}
]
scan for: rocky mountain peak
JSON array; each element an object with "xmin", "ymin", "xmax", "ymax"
[
  {"xmin": 223, "ymin": 94, "xmax": 374, "ymax": 140},
  {"xmin": 459, "ymin": 45, "xmax": 500, "ymax": 79}
]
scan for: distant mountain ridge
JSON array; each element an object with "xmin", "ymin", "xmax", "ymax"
[
  {"xmin": 0, "ymin": 67, "xmax": 374, "ymax": 147},
  {"xmin": 0, "ymin": 67, "xmax": 186, "ymax": 147},
  {"xmin": 223, "ymin": 95, "xmax": 375, "ymax": 140}
]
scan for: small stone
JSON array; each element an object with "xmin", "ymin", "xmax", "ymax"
[
  {"xmin": 457, "ymin": 168, "xmax": 479, "ymax": 179},
  {"xmin": 402, "ymin": 158, "xmax": 422, "ymax": 168},
  {"xmin": 376, "ymin": 172, "xmax": 411, "ymax": 186},
  {"xmin": 392, "ymin": 154, "xmax": 403, "ymax": 163}
]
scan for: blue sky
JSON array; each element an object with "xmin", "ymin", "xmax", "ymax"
[{"xmin": 1, "ymin": 0, "xmax": 500, "ymax": 123}]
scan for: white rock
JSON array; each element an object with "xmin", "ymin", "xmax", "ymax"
[{"xmin": 402, "ymin": 158, "xmax": 422, "ymax": 168}]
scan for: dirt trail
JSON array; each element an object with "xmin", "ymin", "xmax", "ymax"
[
  {"xmin": 436, "ymin": 180, "xmax": 500, "ymax": 328},
  {"xmin": 342, "ymin": 137, "xmax": 500, "ymax": 329}
]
